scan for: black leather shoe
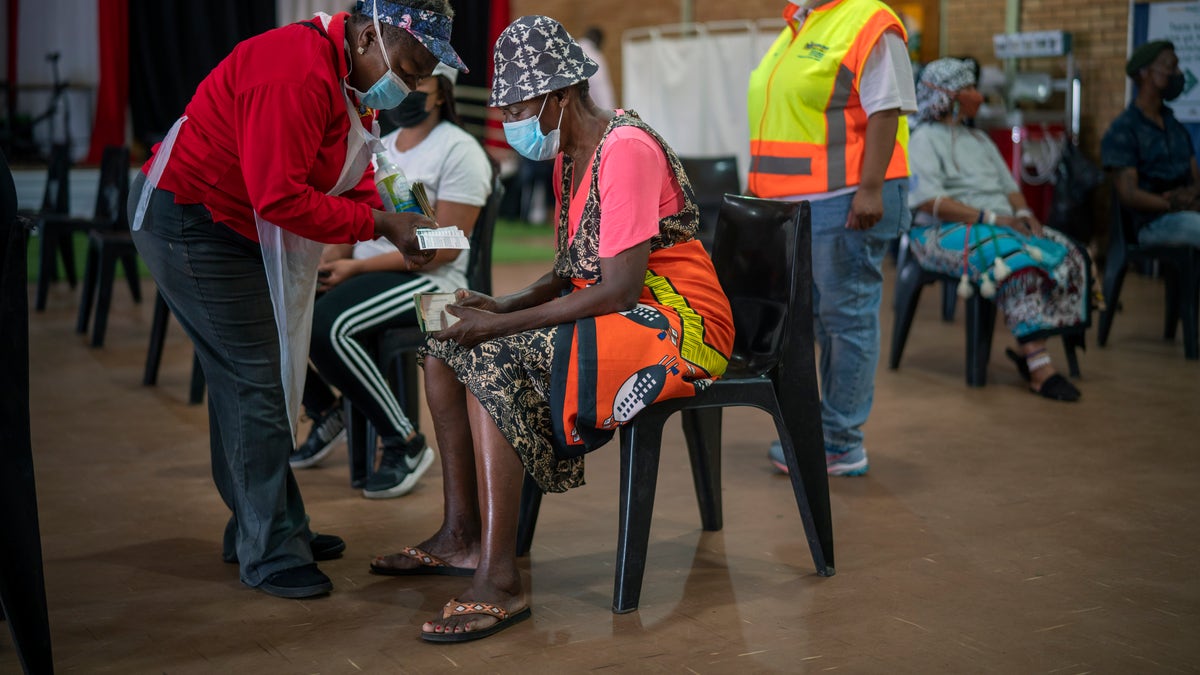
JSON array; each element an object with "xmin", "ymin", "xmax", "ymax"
[
  {"xmin": 256, "ymin": 564, "xmax": 332, "ymax": 599},
  {"xmin": 225, "ymin": 533, "xmax": 345, "ymax": 564}
]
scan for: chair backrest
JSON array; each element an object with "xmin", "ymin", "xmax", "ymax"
[
  {"xmin": 710, "ymin": 194, "xmax": 813, "ymax": 378},
  {"xmin": 93, "ymin": 146, "xmax": 131, "ymax": 230},
  {"xmin": 465, "ymin": 175, "xmax": 504, "ymax": 296},
  {"xmin": 679, "ymin": 155, "xmax": 740, "ymax": 254},
  {"xmin": 40, "ymin": 143, "xmax": 71, "ymax": 215}
]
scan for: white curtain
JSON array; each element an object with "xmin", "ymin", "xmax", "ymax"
[
  {"xmin": 621, "ymin": 19, "xmax": 784, "ymax": 192},
  {"xmin": 276, "ymin": 0, "xmax": 341, "ymax": 26},
  {"xmin": 13, "ymin": 0, "xmax": 100, "ymax": 162}
]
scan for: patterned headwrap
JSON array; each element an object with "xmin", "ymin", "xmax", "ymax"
[
  {"xmin": 916, "ymin": 58, "xmax": 977, "ymax": 123},
  {"xmin": 489, "ymin": 15, "xmax": 599, "ymax": 107},
  {"xmin": 355, "ymin": 0, "xmax": 467, "ymax": 73}
]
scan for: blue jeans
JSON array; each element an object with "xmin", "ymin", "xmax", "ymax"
[
  {"xmin": 1140, "ymin": 210, "xmax": 1200, "ymax": 248},
  {"xmin": 809, "ymin": 179, "xmax": 910, "ymax": 454},
  {"xmin": 129, "ymin": 174, "xmax": 314, "ymax": 586}
]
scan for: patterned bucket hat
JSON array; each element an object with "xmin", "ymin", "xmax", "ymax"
[
  {"xmin": 489, "ymin": 15, "xmax": 598, "ymax": 107},
  {"xmin": 356, "ymin": 0, "xmax": 468, "ymax": 73}
]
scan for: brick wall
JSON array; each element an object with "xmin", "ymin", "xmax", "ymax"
[
  {"xmin": 504, "ymin": 0, "xmax": 1140, "ymax": 158},
  {"xmin": 502, "ymin": 0, "xmax": 1149, "ymax": 243}
]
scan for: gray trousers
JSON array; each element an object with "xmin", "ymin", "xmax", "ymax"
[{"xmin": 129, "ymin": 174, "xmax": 314, "ymax": 586}]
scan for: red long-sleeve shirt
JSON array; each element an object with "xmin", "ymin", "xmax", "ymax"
[{"xmin": 143, "ymin": 12, "xmax": 382, "ymax": 244}]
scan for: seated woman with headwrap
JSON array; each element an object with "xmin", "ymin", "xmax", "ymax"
[
  {"xmin": 367, "ymin": 15, "xmax": 734, "ymax": 642},
  {"xmin": 907, "ymin": 57, "xmax": 1089, "ymax": 401}
]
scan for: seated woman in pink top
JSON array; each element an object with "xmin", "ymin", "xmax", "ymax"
[{"xmin": 366, "ymin": 16, "xmax": 735, "ymax": 643}]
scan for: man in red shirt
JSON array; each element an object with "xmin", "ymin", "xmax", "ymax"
[{"xmin": 129, "ymin": 0, "xmax": 466, "ymax": 599}]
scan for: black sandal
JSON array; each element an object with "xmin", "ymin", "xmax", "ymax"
[
  {"xmin": 1005, "ymin": 347, "xmax": 1031, "ymax": 382},
  {"xmin": 1033, "ymin": 373, "xmax": 1081, "ymax": 402}
]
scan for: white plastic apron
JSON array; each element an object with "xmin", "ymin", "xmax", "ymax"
[{"xmin": 132, "ymin": 11, "xmax": 382, "ymax": 435}]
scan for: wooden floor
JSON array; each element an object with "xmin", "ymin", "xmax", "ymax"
[{"xmin": 6, "ymin": 258, "xmax": 1199, "ymax": 674}]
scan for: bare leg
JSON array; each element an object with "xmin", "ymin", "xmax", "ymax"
[
  {"xmin": 422, "ymin": 390, "xmax": 527, "ymax": 636},
  {"xmin": 1022, "ymin": 339, "xmax": 1059, "ymax": 391},
  {"xmin": 372, "ymin": 356, "xmax": 480, "ymax": 571}
]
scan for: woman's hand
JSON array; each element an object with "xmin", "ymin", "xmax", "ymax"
[
  {"xmin": 317, "ymin": 258, "xmax": 360, "ymax": 291},
  {"xmin": 373, "ymin": 210, "xmax": 436, "ymax": 269},
  {"xmin": 452, "ymin": 288, "xmax": 503, "ymax": 313},
  {"xmin": 999, "ymin": 212, "xmax": 1044, "ymax": 238},
  {"xmin": 433, "ymin": 304, "xmax": 506, "ymax": 349}
]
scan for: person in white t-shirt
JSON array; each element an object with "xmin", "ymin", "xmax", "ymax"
[
  {"xmin": 578, "ymin": 26, "xmax": 616, "ymax": 111},
  {"xmin": 291, "ymin": 62, "xmax": 493, "ymax": 500}
]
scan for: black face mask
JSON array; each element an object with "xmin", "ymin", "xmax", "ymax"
[
  {"xmin": 390, "ymin": 91, "xmax": 431, "ymax": 127},
  {"xmin": 1164, "ymin": 72, "xmax": 1186, "ymax": 101}
]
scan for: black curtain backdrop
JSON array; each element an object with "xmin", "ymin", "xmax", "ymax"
[
  {"xmin": 376, "ymin": 0, "xmax": 496, "ymax": 137},
  {"xmin": 129, "ymin": 0, "xmax": 276, "ymax": 151},
  {"xmin": 450, "ymin": 0, "xmax": 493, "ymax": 91}
]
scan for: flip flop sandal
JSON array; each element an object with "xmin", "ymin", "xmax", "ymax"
[
  {"xmin": 1005, "ymin": 347, "xmax": 1031, "ymax": 382},
  {"xmin": 421, "ymin": 598, "xmax": 532, "ymax": 643},
  {"xmin": 1032, "ymin": 373, "xmax": 1081, "ymax": 402},
  {"xmin": 369, "ymin": 545, "xmax": 476, "ymax": 577}
]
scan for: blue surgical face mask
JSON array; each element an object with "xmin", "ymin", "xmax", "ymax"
[
  {"xmin": 360, "ymin": 0, "xmax": 412, "ymax": 110},
  {"xmin": 503, "ymin": 96, "xmax": 563, "ymax": 161}
]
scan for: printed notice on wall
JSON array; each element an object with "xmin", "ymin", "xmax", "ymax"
[{"xmin": 1147, "ymin": 1, "xmax": 1200, "ymax": 121}]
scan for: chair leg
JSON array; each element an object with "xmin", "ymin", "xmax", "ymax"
[
  {"xmin": 35, "ymin": 228, "xmax": 55, "ymax": 312},
  {"xmin": 1180, "ymin": 263, "xmax": 1199, "ymax": 360},
  {"xmin": 188, "ymin": 353, "xmax": 206, "ymax": 405},
  {"xmin": 515, "ymin": 473, "xmax": 542, "ymax": 557},
  {"xmin": 1163, "ymin": 269, "xmax": 1180, "ymax": 341},
  {"xmin": 680, "ymin": 407, "xmax": 723, "ymax": 531},
  {"xmin": 90, "ymin": 247, "xmax": 119, "ymax": 347},
  {"xmin": 1098, "ymin": 249, "xmax": 1127, "ymax": 347},
  {"xmin": 613, "ymin": 419, "xmax": 666, "ymax": 614},
  {"xmin": 1062, "ymin": 332, "xmax": 1083, "ymax": 378},
  {"xmin": 964, "ymin": 295, "xmax": 996, "ymax": 387},
  {"xmin": 770, "ymin": 384, "xmax": 834, "ymax": 575},
  {"xmin": 120, "ymin": 251, "xmax": 142, "ymax": 303},
  {"xmin": 60, "ymin": 229, "xmax": 79, "ymax": 288},
  {"xmin": 888, "ymin": 258, "xmax": 926, "ymax": 370},
  {"xmin": 941, "ymin": 278, "xmax": 958, "ymax": 322},
  {"xmin": 75, "ymin": 240, "xmax": 99, "ymax": 334},
  {"xmin": 345, "ymin": 398, "xmax": 369, "ymax": 488},
  {"xmin": 143, "ymin": 292, "xmax": 171, "ymax": 386}
]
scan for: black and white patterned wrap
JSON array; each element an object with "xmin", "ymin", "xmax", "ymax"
[
  {"xmin": 489, "ymin": 15, "xmax": 599, "ymax": 107},
  {"xmin": 916, "ymin": 57, "xmax": 976, "ymax": 123}
]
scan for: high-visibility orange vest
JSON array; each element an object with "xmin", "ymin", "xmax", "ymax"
[{"xmin": 747, "ymin": 0, "xmax": 910, "ymax": 198}]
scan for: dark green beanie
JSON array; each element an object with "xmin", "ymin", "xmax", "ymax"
[{"xmin": 1127, "ymin": 40, "xmax": 1174, "ymax": 78}]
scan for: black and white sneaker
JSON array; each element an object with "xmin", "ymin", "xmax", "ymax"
[
  {"xmin": 361, "ymin": 433, "xmax": 434, "ymax": 499},
  {"xmin": 290, "ymin": 401, "xmax": 346, "ymax": 469}
]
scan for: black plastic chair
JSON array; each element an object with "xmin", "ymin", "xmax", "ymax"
[
  {"xmin": 143, "ymin": 290, "xmax": 206, "ymax": 404},
  {"xmin": 345, "ymin": 179, "xmax": 504, "ymax": 486},
  {"xmin": 678, "ymin": 156, "xmax": 739, "ymax": 254},
  {"xmin": 890, "ymin": 232, "xmax": 1084, "ymax": 386},
  {"xmin": 74, "ymin": 146, "xmax": 140, "ymax": 347},
  {"xmin": 25, "ymin": 143, "xmax": 73, "ymax": 311},
  {"xmin": 1098, "ymin": 193, "xmax": 1199, "ymax": 360},
  {"xmin": 516, "ymin": 194, "xmax": 834, "ymax": 614}
]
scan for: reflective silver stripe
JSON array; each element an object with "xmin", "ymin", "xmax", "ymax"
[
  {"xmin": 751, "ymin": 155, "xmax": 812, "ymax": 175},
  {"xmin": 825, "ymin": 64, "xmax": 855, "ymax": 191}
]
